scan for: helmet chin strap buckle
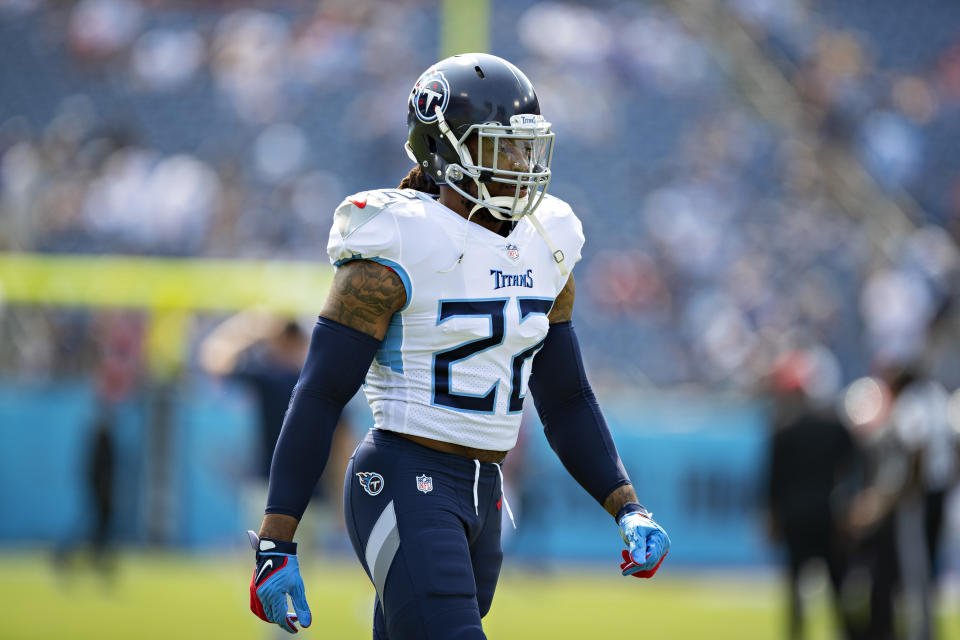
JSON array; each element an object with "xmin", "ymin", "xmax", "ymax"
[{"xmin": 526, "ymin": 211, "xmax": 569, "ymax": 277}]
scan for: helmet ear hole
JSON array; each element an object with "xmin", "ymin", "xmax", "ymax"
[{"xmin": 435, "ymin": 137, "xmax": 457, "ymax": 163}]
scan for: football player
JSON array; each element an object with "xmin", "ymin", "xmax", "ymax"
[{"xmin": 247, "ymin": 53, "xmax": 670, "ymax": 638}]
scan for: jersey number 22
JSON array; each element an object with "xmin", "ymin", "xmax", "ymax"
[{"xmin": 432, "ymin": 297, "xmax": 552, "ymax": 414}]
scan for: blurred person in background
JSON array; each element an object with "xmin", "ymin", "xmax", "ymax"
[
  {"xmin": 53, "ymin": 404, "xmax": 119, "ymax": 583},
  {"xmin": 886, "ymin": 364, "xmax": 958, "ymax": 640},
  {"xmin": 200, "ymin": 309, "xmax": 354, "ymax": 550},
  {"xmin": 244, "ymin": 53, "xmax": 670, "ymax": 637},
  {"xmin": 85, "ymin": 408, "xmax": 115, "ymax": 571},
  {"xmin": 840, "ymin": 375, "xmax": 902, "ymax": 640},
  {"xmin": 53, "ymin": 312, "xmax": 143, "ymax": 580},
  {"xmin": 200, "ymin": 310, "xmax": 309, "ymax": 484},
  {"xmin": 839, "ymin": 365, "xmax": 955, "ymax": 640},
  {"xmin": 765, "ymin": 347, "xmax": 859, "ymax": 640}
]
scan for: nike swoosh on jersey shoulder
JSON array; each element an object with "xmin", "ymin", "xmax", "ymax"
[{"xmin": 334, "ymin": 189, "xmax": 429, "ymax": 239}]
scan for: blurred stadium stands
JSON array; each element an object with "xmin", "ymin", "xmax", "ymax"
[{"xmin": 2, "ymin": 0, "xmax": 959, "ymax": 389}]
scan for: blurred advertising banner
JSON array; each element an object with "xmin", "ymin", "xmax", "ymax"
[
  {"xmin": 0, "ymin": 379, "xmax": 257, "ymax": 549},
  {"xmin": 0, "ymin": 381, "xmax": 772, "ymax": 567},
  {"xmin": 507, "ymin": 395, "xmax": 772, "ymax": 567}
]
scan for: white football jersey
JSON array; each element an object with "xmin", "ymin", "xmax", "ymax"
[{"xmin": 327, "ymin": 188, "xmax": 584, "ymax": 451}]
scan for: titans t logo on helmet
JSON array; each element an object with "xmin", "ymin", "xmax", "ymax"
[{"xmin": 411, "ymin": 70, "xmax": 449, "ymax": 123}]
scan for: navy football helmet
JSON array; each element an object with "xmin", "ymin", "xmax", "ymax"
[{"xmin": 405, "ymin": 53, "xmax": 555, "ymax": 221}]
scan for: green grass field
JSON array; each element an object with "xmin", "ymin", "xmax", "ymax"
[{"xmin": 2, "ymin": 553, "xmax": 957, "ymax": 639}]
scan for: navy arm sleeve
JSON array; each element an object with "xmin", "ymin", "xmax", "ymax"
[
  {"xmin": 527, "ymin": 321, "xmax": 630, "ymax": 506},
  {"xmin": 265, "ymin": 316, "xmax": 381, "ymax": 519}
]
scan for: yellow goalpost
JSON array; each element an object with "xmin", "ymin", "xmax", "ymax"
[{"xmin": 0, "ymin": 253, "xmax": 333, "ymax": 377}]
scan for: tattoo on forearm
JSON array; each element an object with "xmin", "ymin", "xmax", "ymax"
[
  {"xmin": 320, "ymin": 260, "xmax": 406, "ymax": 339},
  {"xmin": 548, "ymin": 274, "xmax": 575, "ymax": 323}
]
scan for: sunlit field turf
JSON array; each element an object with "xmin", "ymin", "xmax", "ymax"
[{"xmin": 2, "ymin": 552, "xmax": 957, "ymax": 639}]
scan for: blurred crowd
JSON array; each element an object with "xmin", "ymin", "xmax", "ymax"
[{"xmin": 1, "ymin": 0, "xmax": 959, "ymax": 396}]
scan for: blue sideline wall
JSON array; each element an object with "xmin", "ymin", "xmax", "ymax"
[{"xmin": 0, "ymin": 380, "xmax": 773, "ymax": 566}]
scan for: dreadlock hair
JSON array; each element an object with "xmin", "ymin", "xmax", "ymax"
[{"xmin": 398, "ymin": 165, "xmax": 440, "ymax": 195}]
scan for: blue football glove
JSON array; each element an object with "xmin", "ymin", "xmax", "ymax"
[
  {"xmin": 617, "ymin": 503, "xmax": 670, "ymax": 579},
  {"xmin": 247, "ymin": 530, "xmax": 312, "ymax": 634}
]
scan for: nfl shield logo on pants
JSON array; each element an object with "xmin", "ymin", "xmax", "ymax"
[{"xmin": 416, "ymin": 474, "xmax": 433, "ymax": 493}]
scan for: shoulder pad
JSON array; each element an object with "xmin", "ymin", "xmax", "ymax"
[
  {"xmin": 328, "ymin": 189, "xmax": 433, "ymax": 268},
  {"xmin": 333, "ymin": 189, "xmax": 422, "ymax": 239}
]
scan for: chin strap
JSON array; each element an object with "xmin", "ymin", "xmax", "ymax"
[
  {"xmin": 526, "ymin": 211, "xmax": 568, "ymax": 276},
  {"xmin": 482, "ymin": 182, "xmax": 567, "ymax": 276}
]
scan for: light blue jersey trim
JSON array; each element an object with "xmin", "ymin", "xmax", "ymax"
[
  {"xmin": 333, "ymin": 254, "xmax": 413, "ymax": 311},
  {"xmin": 376, "ymin": 314, "xmax": 404, "ymax": 374}
]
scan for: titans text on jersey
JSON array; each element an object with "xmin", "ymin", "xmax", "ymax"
[{"xmin": 490, "ymin": 269, "xmax": 534, "ymax": 289}]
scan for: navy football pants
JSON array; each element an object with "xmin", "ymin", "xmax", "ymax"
[{"xmin": 343, "ymin": 429, "xmax": 504, "ymax": 640}]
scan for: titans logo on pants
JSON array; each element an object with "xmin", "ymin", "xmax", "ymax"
[{"xmin": 357, "ymin": 472, "xmax": 384, "ymax": 496}]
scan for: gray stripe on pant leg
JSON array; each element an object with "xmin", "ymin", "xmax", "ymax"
[
  {"xmin": 364, "ymin": 500, "xmax": 400, "ymax": 601},
  {"xmin": 372, "ymin": 525, "xmax": 400, "ymax": 601}
]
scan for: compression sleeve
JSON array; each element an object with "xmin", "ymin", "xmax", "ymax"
[
  {"xmin": 265, "ymin": 316, "xmax": 381, "ymax": 519},
  {"xmin": 527, "ymin": 321, "xmax": 631, "ymax": 506}
]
